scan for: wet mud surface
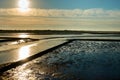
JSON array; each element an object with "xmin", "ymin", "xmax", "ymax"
[{"xmin": 0, "ymin": 40, "xmax": 120, "ymax": 80}]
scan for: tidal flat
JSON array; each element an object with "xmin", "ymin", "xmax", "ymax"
[{"xmin": 0, "ymin": 40, "xmax": 120, "ymax": 80}]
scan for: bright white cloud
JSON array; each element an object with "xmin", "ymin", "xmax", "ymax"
[{"xmin": 0, "ymin": 8, "xmax": 120, "ymax": 17}]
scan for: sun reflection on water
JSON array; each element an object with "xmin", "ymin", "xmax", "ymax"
[
  {"xmin": 17, "ymin": 43, "xmax": 37, "ymax": 80},
  {"xmin": 19, "ymin": 44, "xmax": 37, "ymax": 60},
  {"xmin": 16, "ymin": 63, "xmax": 34, "ymax": 80},
  {"xmin": 19, "ymin": 33, "xmax": 29, "ymax": 38},
  {"xmin": 19, "ymin": 46, "xmax": 30, "ymax": 60}
]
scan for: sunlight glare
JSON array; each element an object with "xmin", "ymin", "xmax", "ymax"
[
  {"xmin": 16, "ymin": 64, "xmax": 33, "ymax": 80},
  {"xmin": 19, "ymin": 44, "xmax": 37, "ymax": 60},
  {"xmin": 19, "ymin": 46, "xmax": 30, "ymax": 59},
  {"xmin": 19, "ymin": 34, "xmax": 29, "ymax": 38},
  {"xmin": 18, "ymin": 0, "xmax": 30, "ymax": 12}
]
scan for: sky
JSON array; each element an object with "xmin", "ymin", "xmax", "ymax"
[
  {"xmin": 0, "ymin": 0, "xmax": 120, "ymax": 31},
  {"xmin": 0, "ymin": 0, "xmax": 120, "ymax": 9}
]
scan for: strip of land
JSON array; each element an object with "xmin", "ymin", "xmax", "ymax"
[{"xmin": 0, "ymin": 30, "xmax": 120, "ymax": 34}]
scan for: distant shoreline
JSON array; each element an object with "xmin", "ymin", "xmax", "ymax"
[{"xmin": 0, "ymin": 30, "xmax": 120, "ymax": 35}]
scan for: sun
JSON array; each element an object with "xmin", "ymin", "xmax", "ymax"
[{"xmin": 18, "ymin": 0, "xmax": 30, "ymax": 12}]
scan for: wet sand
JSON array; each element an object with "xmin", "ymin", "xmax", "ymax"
[{"xmin": 0, "ymin": 40, "xmax": 120, "ymax": 80}]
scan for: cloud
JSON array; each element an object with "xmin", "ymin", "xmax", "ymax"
[
  {"xmin": 0, "ymin": 8, "xmax": 120, "ymax": 31},
  {"xmin": 0, "ymin": 8, "xmax": 120, "ymax": 17}
]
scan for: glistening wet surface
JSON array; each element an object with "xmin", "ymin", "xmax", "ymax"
[
  {"xmin": 0, "ymin": 39, "xmax": 67, "ymax": 64},
  {"xmin": 0, "ymin": 40, "xmax": 120, "ymax": 80}
]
